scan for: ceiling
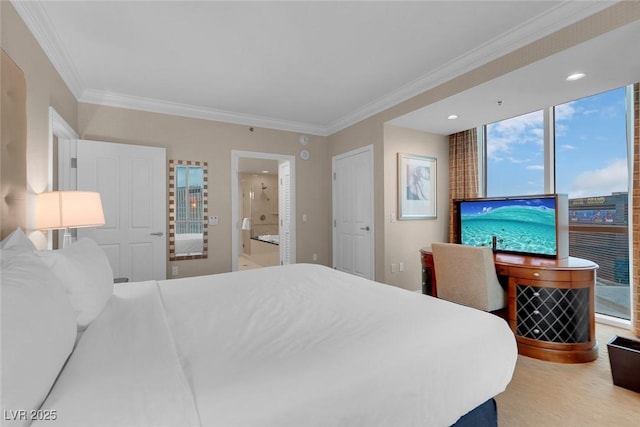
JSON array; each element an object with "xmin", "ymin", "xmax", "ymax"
[
  {"xmin": 12, "ymin": 1, "xmax": 637, "ymax": 136},
  {"xmin": 238, "ymin": 157, "xmax": 278, "ymax": 175},
  {"xmin": 390, "ymin": 17, "xmax": 640, "ymax": 134}
]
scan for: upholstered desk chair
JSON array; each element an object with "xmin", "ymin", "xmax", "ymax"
[{"xmin": 431, "ymin": 242, "xmax": 507, "ymax": 312}]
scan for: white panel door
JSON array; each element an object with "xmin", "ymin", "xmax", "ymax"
[
  {"xmin": 76, "ymin": 140, "xmax": 166, "ymax": 281},
  {"xmin": 333, "ymin": 146, "xmax": 374, "ymax": 280},
  {"xmin": 278, "ymin": 160, "xmax": 291, "ymax": 265}
]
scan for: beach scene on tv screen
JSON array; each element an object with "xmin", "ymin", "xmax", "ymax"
[{"xmin": 460, "ymin": 197, "xmax": 557, "ymax": 256}]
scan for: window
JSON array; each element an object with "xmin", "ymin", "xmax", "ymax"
[
  {"xmin": 486, "ymin": 110, "xmax": 544, "ymax": 196},
  {"xmin": 483, "ymin": 86, "xmax": 633, "ymax": 321},
  {"xmin": 175, "ymin": 164, "xmax": 205, "ymax": 234},
  {"xmin": 555, "ymin": 87, "xmax": 629, "ymax": 320}
]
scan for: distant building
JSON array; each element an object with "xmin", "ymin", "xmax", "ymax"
[
  {"xmin": 568, "ymin": 192, "xmax": 628, "ymax": 284},
  {"xmin": 176, "ymin": 186, "xmax": 204, "ymax": 233},
  {"xmin": 569, "ymin": 192, "xmax": 627, "ymax": 225}
]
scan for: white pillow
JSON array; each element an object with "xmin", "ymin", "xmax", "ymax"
[
  {"xmin": 0, "ymin": 227, "xmax": 36, "ymax": 266},
  {"xmin": 37, "ymin": 238, "xmax": 114, "ymax": 330},
  {"xmin": 0, "ymin": 227, "xmax": 35, "ymax": 249},
  {"xmin": 0, "ymin": 250, "xmax": 77, "ymax": 427}
]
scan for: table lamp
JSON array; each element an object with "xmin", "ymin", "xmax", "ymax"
[{"xmin": 36, "ymin": 191, "xmax": 106, "ymax": 247}]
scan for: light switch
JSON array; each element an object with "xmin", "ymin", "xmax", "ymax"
[{"xmin": 302, "ymin": 213, "xmax": 308, "ymax": 223}]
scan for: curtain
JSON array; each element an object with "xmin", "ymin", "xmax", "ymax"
[
  {"xmin": 448, "ymin": 129, "xmax": 478, "ymax": 243},
  {"xmin": 633, "ymin": 83, "xmax": 639, "ymax": 337}
]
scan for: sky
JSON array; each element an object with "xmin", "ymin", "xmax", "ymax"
[
  {"xmin": 176, "ymin": 165, "xmax": 204, "ymax": 188},
  {"xmin": 486, "ymin": 86, "xmax": 629, "ymax": 199}
]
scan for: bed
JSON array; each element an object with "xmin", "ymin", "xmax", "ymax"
[
  {"xmin": 1, "ymin": 229, "xmax": 517, "ymax": 427},
  {"xmin": 174, "ymin": 232, "xmax": 204, "ymax": 255}
]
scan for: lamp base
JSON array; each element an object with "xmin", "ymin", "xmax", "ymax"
[{"xmin": 62, "ymin": 228, "xmax": 73, "ymax": 248}]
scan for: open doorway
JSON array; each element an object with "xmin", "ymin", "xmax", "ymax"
[
  {"xmin": 231, "ymin": 151, "xmax": 296, "ymax": 271},
  {"xmin": 238, "ymin": 161, "xmax": 279, "ymax": 269}
]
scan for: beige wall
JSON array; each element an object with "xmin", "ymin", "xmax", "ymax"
[
  {"xmin": 0, "ymin": 2, "xmax": 77, "ymax": 246},
  {"xmin": 328, "ymin": 1, "xmax": 640, "ymax": 286},
  {"xmin": 383, "ymin": 125, "xmax": 449, "ymax": 291},
  {"xmin": 78, "ymin": 103, "xmax": 331, "ymax": 277},
  {"xmin": 327, "ymin": 119, "xmax": 386, "ymax": 280},
  {"xmin": 4, "ymin": 0, "xmax": 640, "ymax": 288},
  {"xmin": 326, "ymin": 122, "xmax": 448, "ymax": 289},
  {"xmin": 1, "ymin": 0, "xmax": 332, "ymax": 278}
]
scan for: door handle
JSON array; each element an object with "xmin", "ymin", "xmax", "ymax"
[
  {"xmin": 150, "ymin": 232, "xmax": 164, "ymax": 236},
  {"xmin": 360, "ymin": 226, "xmax": 370, "ymax": 231}
]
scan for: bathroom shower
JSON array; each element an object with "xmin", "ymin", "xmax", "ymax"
[
  {"xmin": 235, "ymin": 153, "xmax": 294, "ymax": 271},
  {"xmin": 238, "ymin": 171, "xmax": 280, "ymax": 270},
  {"xmin": 260, "ymin": 183, "xmax": 270, "ymax": 202}
]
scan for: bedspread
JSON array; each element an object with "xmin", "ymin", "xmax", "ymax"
[
  {"xmin": 35, "ymin": 264, "xmax": 516, "ymax": 427},
  {"xmin": 34, "ymin": 282, "xmax": 200, "ymax": 427}
]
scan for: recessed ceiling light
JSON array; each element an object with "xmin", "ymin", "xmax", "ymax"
[
  {"xmin": 447, "ymin": 114, "xmax": 458, "ymax": 120},
  {"xmin": 566, "ymin": 72, "xmax": 586, "ymax": 81}
]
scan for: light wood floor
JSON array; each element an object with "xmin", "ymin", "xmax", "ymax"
[
  {"xmin": 238, "ymin": 254, "xmax": 263, "ymax": 270},
  {"xmin": 496, "ymin": 323, "xmax": 640, "ymax": 426}
]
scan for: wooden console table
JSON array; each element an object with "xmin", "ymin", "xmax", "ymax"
[{"xmin": 420, "ymin": 247, "xmax": 599, "ymax": 363}]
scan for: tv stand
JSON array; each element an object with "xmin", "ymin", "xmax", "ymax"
[{"xmin": 420, "ymin": 247, "xmax": 599, "ymax": 363}]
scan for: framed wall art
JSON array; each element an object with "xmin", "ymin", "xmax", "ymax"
[{"xmin": 398, "ymin": 153, "xmax": 436, "ymax": 219}]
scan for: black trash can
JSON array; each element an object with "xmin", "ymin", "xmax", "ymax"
[{"xmin": 607, "ymin": 335, "xmax": 640, "ymax": 393}]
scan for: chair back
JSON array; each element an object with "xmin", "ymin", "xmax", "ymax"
[{"xmin": 431, "ymin": 242, "xmax": 506, "ymax": 311}]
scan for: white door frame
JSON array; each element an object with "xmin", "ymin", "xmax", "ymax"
[
  {"xmin": 48, "ymin": 107, "xmax": 79, "ymax": 249},
  {"xmin": 49, "ymin": 107, "xmax": 79, "ymax": 190},
  {"xmin": 231, "ymin": 150, "xmax": 296, "ymax": 271},
  {"xmin": 278, "ymin": 160, "xmax": 292, "ymax": 265},
  {"xmin": 332, "ymin": 144, "xmax": 374, "ymax": 280}
]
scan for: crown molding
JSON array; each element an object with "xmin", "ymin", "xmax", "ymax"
[
  {"xmin": 325, "ymin": 1, "xmax": 616, "ymax": 135},
  {"xmin": 11, "ymin": 0, "xmax": 85, "ymax": 98},
  {"xmin": 12, "ymin": 0, "xmax": 615, "ymax": 137},
  {"xmin": 80, "ymin": 90, "xmax": 329, "ymax": 136}
]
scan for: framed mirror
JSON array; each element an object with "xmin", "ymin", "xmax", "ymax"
[{"xmin": 169, "ymin": 160, "xmax": 208, "ymax": 260}]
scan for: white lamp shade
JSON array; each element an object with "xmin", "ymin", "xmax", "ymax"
[
  {"xmin": 36, "ymin": 191, "xmax": 106, "ymax": 230},
  {"xmin": 241, "ymin": 218, "xmax": 251, "ymax": 231}
]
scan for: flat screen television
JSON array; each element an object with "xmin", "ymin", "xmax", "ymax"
[{"xmin": 456, "ymin": 194, "xmax": 568, "ymax": 259}]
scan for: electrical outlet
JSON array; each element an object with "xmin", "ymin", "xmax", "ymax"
[
  {"xmin": 399, "ymin": 262, "xmax": 405, "ymax": 272},
  {"xmin": 172, "ymin": 265, "xmax": 178, "ymax": 276},
  {"xmin": 312, "ymin": 253, "xmax": 318, "ymax": 261},
  {"xmin": 391, "ymin": 263, "xmax": 397, "ymax": 273}
]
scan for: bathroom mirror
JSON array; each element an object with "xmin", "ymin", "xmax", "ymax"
[{"xmin": 169, "ymin": 160, "xmax": 208, "ymax": 260}]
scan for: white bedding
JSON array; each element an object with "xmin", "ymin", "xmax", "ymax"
[
  {"xmin": 36, "ymin": 264, "xmax": 516, "ymax": 427},
  {"xmin": 35, "ymin": 282, "xmax": 200, "ymax": 427},
  {"xmin": 175, "ymin": 233, "xmax": 203, "ymax": 255}
]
